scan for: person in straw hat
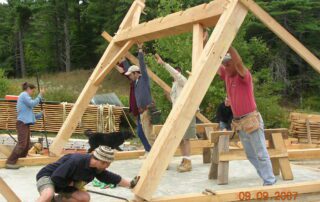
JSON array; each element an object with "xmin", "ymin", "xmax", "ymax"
[{"xmin": 36, "ymin": 146, "xmax": 139, "ymax": 202}]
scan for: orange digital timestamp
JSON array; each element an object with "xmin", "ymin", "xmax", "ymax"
[{"xmin": 238, "ymin": 191, "xmax": 298, "ymax": 200}]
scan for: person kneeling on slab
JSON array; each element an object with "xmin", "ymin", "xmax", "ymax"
[{"xmin": 36, "ymin": 146, "xmax": 139, "ymax": 202}]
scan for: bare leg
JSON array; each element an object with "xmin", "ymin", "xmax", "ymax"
[
  {"xmin": 180, "ymin": 139, "xmax": 191, "ymax": 157},
  {"xmin": 36, "ymin": 187, "xmax": 55, "ymax": 202},
  {"xmin": 61, "ymin": 190, "xmax": 90, "ymax": 202}
]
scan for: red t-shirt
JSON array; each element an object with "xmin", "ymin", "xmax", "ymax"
[{"xmin": 220, "ymin": 67, "xmax": 257, "ymax": 117}]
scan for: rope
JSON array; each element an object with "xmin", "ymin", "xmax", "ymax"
[
  {"xmin": 105, "ymin": 105, "xmax": 116, "ymax": 132},
  {"xmin": 121, "ymin": 108, "xmax": 137, "ymax": 137},
  {"xmin": 98, "ymin": 105, "xmax": 104, "ymax": 133}
]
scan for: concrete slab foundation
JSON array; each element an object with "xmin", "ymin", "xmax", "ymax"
[{"xmin": 0, "ymin": 155, "xmax": 320, "ymax": 201}]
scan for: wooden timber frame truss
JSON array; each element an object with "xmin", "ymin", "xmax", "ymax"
[{"xmin": 49, "ymin": 0, "xmax": 320, "ymax": 201}]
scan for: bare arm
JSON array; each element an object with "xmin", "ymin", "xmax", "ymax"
[
  {"xmin": 118, "ymin": 178, "xmax": 131, "ymax": 188},
  {"xmin": 228, "ymin": 47, "xmax": 247, "ymax": 77}
]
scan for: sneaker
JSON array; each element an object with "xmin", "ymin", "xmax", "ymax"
[
  {"xmin": 5, "ymin": 164, "xmax": 22, "ymax": 169},
  {"xmin": 139, "ymin": 152, "xmax": 149, "ymax": 159},
  {"xmin": 177, "ymin": 158, "xmax": 192, "ymax": 173}
]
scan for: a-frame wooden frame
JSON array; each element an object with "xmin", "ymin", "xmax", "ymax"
[{"xmin": 49, "ymin": 0, "xmax": 320, "ymax": 201}]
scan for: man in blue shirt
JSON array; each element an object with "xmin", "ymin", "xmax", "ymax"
[
  {"xmin": 36, "ymin": 146, "xmax": 138, "ymax": 202},
  {"xmin": 124, "ymin": 44, "xmax": 155, "ymax": 158},
  {"xmin": 6, "ymin": 82, "xmax": 44, "ymax": 169}
]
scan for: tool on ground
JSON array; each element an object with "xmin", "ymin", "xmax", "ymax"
[
  {"xmin": 6, "ymin": 130, "xmax": 17, "ymax": 143},
  {"xmin": 36, "ymin": 71, "xmax": 50, "ymax": 154},
  {"xmin": 87, "ymin": 189, "xmax": 129, "ymax": 202}
]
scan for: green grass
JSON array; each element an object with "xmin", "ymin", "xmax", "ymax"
[{"xmin": 7, "ymin": 69, "xmax": 130, "ymax": 103}]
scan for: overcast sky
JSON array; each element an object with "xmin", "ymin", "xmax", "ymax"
[{"xmin": 0, "ymin": 0, "xmax": 7, "ymax": 4}]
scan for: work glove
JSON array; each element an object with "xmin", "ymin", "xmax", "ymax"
[{"xmin": 130, "ymin": 176, "xmax": 140, "ymax": 189}]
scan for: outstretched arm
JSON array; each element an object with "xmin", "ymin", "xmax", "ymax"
[
  {"xmin": 154, "ymin": 54, "xmax": 187, "ymax": 85},
  {"xmin": 137, "ymin": 44, "xmax": 148, "ymax": 79},
  {"xmin": 228, "ymin": 47, "xmax": 247, "ymax": 77}
]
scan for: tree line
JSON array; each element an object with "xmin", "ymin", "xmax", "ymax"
[{"xmin": 0, "ymin": 0, "xmax": 320, "ymax": 117}]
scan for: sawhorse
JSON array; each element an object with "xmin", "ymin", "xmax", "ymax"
[{"xmin": 208, "ymin": 128, "xmax": 293, "ymax": 184}]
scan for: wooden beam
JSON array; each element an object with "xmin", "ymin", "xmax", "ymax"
[
  {"xmin": 192, "ymin": 23, "xmax": 204, "ymax": 71},
  {"xmin": 94, "ymin": 40, "xmax": 134, "ymax": 85},
  {"xmin": 0, "ymin": 145, "xmax": 13, "ymax": 157},
  {"xmin": 240, "ymin": 0, "xmax": 320, "ymax": 74},
  {"xmin": 288, "ymin": 148, "xmax": 320, "ymax": 160},
  {"xmin": 153, "ymin": 123, "xmax": 218, "ymax": 136},
  {"xmin": 0, "ymin": 156, "xmax": 61, "ymax": 168},
  {"xmin": 101, "ymin": 31, "xmax": 212, "ymax": 124},
  {"xmin": 219, "ymin": 149, "xmax": 288, "ymax": 161},
  {"xmin": 113, "ymin": 0, "xmax": 227, "ymax": 44},
  {"xmin": 213, "ymin": 180, "xmax": 320, "ymax": 201},
  {"xmin": 271, "ymin": 133, "xmax": 294, "ymax": 180},
  {"xmin": 133, "ymin": 1, "xmax": 248, "ymax": 200},
  {"xmin": 211, "ymin": 128, "xmax": 289, "ymax": 142},
  {"xmin": 149, "ymin": 180, "xmax": 320, "ymax": 202},
  {"xmin": 0, "ymin": 177, "xmax": 21, "ymax": 202},
  {"xmin": 1, "ymin": 148, "xmax": 319, "ymax": 169},
  {"xmin": 49, "ymin": 1, "xmax": 144, "ymax": 155}
]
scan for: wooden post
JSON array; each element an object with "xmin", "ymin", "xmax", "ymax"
[
  {"xmin": 271, "ymin": 133, "xmax": 294, "ymax": 180},
  {"xmin": 268, "ymin": 135, "xmax": 280, "ymax": 176},
  {"xmin": 203, "ymin": 127, "xmax": 213, "ymax": 164},
  {"xmin": 217, "ymin": 135, "xmax": 229, "ymax": 184},
  {"xmin": 192, "ymin": 23, "xmax": 204, "ymax": 71},
  {"xmin": 49, "ymin": 0, "xmax": 145, "ymax": 155},
  {"xmin": 133, "ymin": 1, "xmax": 248, "ymax": 200},
  {"xmin": 0, "ymin": 177, "xmax": 21, "ymax": 202}
]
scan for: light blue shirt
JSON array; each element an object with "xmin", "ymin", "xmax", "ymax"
[{"xmin": 17, "ymin": 91, "xmax": 43, "ymax": 125}]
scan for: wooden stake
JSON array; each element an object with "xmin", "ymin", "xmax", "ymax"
[{"xmin": 133, "ymin": 1, "xmax": 248, "ymax": 200}]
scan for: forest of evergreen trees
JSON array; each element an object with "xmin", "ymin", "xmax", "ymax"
[{"xmin": 0, "ymin": 0, "xmax": 319, "ymax": 126}]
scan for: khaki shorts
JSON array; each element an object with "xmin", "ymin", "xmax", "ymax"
[
  {"xmin": 36, "ymin": 176, "xmax": 74, "ymax": 199},
  {"xmin": 37, "ymin": 176, "xmax": 55, "ymax": 194},
  {"xmin": 183, "ymin": 117, "xmax": 196, "ymax": 140}
]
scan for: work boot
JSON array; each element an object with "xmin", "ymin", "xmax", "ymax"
[
  {"xmin": 177, "ymin": 158, "xmax": 192, "ymax": 173},
  {"xmin": 5, "ymin": 163, "xmax": 22, "ymax": 169}
]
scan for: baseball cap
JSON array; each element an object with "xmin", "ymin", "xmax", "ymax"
[{"xmin": 125, "ymin": 65, "xmax": 140, "ymax": 76}]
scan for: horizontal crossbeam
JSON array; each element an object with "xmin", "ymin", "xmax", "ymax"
[{"xmin": 113, "ymin": 0, "xmax": 227, "ymax": 44}]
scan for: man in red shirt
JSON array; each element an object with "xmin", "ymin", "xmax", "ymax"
[{"xmin": 218, "ymin": 47, "xmax": 276, "ymax": 186}]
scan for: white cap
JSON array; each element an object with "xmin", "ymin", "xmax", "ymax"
[
  {"xmin": 222, "ymin": 53, "xmax": 232, "ymax": 64},
  {"xmin": 124, "ymin": 65, "xmax": 140, "ymax": 76}
]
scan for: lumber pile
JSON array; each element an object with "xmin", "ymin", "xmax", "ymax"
[
  {"xmin": 289, "ymin": 112, "xmax": 320, "ymax": 144},
  {"xmin": 0, "ymin": 100, "xmax": 124, "ymax": 134}
]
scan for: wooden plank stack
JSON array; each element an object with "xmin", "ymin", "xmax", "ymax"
[
  {"xmin": 289, "ymin": 112, "xmax": 320, "ymax": 144},
  {"xmin": 0, "ymin": 100, "xmax": 124, "ymax": 134}
]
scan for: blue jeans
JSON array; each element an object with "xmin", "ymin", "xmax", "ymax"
[
  {"xmin": 219, "ymin": 121, "xmax": 231, "ymax": 130},
  {"xmin": 238, "ymin": 114, "xmax": 276, "ymax": 185},
  {"xmin": 137, "ymin": 116, "xmax": 151, "ymax": 152}
]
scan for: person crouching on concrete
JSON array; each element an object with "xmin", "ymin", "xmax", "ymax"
[
  {"xmin": 36, "ymin": 146, "xmax": 139, "ymax": 202},
  {"xmin": 154, "ymin": 53, "xmax": 196, "ymax": 173},
  {"xmin": 217, "ymin": 46, "xmax": 276, "ymax": 186},
  {"xmin": 6, "ymin": 82, "xmax": 45, "ymax": 169}
]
